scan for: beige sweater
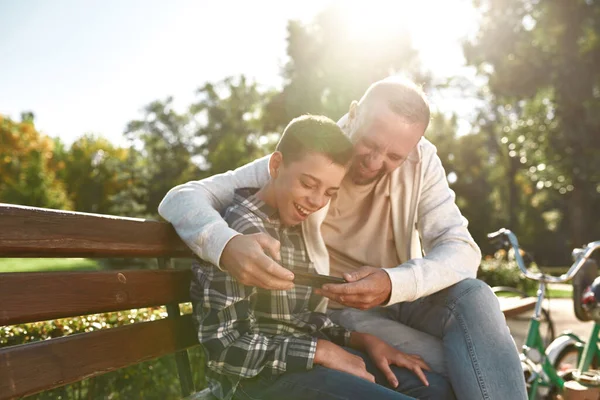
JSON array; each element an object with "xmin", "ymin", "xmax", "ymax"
[{"xmin": 158, "ymin": 137, "xmax": 481, "ymax": 305}]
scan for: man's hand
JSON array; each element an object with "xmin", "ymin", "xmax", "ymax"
[
  {"xmin": 316, "ymin": 266, "xmax": 392, "ymax": 309},
  {"xmin": 219, "ymin": 233, "xmax": 294, "ymax": 290},
  {"xmin": 350, "ymin": 332, "xmax": 430, "ymax": 388},
  {"xmin": 314, "ymin": 339, "xmax": 375, "ymax": 383}
]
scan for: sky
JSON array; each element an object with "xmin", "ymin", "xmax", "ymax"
[{"xmin": 0, "ymin": 0, "xmax": 480, "ymax": 146}]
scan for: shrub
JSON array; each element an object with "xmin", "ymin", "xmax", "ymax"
[
  {"xmin": 1, "ymin": 305, "xmax": 207, "ymax": 400},
  {"xmin": 478, "ymin": 250, "xmax": 538, "ymax": 294}
]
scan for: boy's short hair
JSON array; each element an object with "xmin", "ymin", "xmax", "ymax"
[{"xmin": 276, "ymin": 115, "xmax": 354, "ymax": 166}]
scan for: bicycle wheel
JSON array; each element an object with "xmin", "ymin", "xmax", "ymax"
[
  {"xmin": 548, "ymin": 344, "xmax": 581, "ymax": 400},
  {"xmin": 554, "ymin": 344, "xmax": 579, "ymax": 376}
]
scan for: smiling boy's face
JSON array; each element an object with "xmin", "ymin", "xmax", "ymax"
[{"xmin": 269, "ymin": 151, "xmax": 346, "ymax": 226}]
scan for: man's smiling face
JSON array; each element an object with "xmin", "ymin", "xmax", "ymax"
[{"xmin": 347, "ymin": 104, "xmax": 425, "ymax": 185}]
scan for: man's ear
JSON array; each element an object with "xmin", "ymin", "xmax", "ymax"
[
  {"xmin": 269, "ymin": 151, "xmax": 283, "ymax": 178},
  {"xmin": 348, "ymin": 100, "xmax": 359, "ymax": 123}
]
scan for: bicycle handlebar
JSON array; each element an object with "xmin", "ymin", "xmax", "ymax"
[{"xmin": 487, "ymin": 228, "xmax": 600, "ymax": 283}]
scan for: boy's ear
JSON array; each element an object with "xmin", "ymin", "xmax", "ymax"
[{"xmin": 269, "ymin": 151, "xmax": 283, "ymax": 178}]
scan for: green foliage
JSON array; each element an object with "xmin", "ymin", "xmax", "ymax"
[
  {"xmin": 192, "ymin": 75, "xmax": 275, "ymax": 175},
  {"xmin": 106, "ymin": 146, "xmax": 150, "ymax": 218},
  {"xmin": 427, "ymin": 114, "xmax": 500, "ymax": 252},
  {"xmin": 124, "ymin": 97, "xmax": 200, "ymax": 215},
  {"xmin": 465, "ymin": 0, "xmax": 600, "ymax": 250},
  {"xmin": 1, "ymin": 307, "xmax": 206, "ymax": 400},
  {"xmin": 264, "ymin": 3, "xmax": 428, "ymax": 130},
  {"xmin": 0, "ymin": 114, "xmax": 72, "ymax": 209},
  {"xmin": 61, "ymin": 134, "xmax": 133, "ymax": 214},
  {"xmin": 478, "ymin": 253, "xmax": 538, "ymax": 294}
]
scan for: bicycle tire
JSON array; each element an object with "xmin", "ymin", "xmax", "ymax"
[{"xmin": 548, "ymin": 344, "xmax": 580, "ymax": 400}]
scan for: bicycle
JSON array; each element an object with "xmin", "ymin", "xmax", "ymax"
[
  {"xmin": 487, "ymin": 228, "xmax": 600, "ymax": 399},
  {"xmin": 487, "ymin": 243, "xmax": 556, "ymax": 348},
  {"xmin": 492, "ymin": 284, "xmax": 556, "ymax": 349}
]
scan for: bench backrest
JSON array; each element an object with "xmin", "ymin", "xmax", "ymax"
[{"xmin": 0, "ymin": 204, "xmax": 199, "ymax": 399}]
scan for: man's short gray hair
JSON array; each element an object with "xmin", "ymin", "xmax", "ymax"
[{"xmin": 358, "ymin": 76, "xmax": 430, "ymax": 129}]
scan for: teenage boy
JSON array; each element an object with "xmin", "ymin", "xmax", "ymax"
[{"xmin": 190, "ymin": 115, "xmax": 453, "ymax": 400}]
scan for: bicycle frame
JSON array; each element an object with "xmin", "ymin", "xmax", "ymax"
[
  {"xmin": 522, "ymin": 281, "xmax": 563, "ymax": 398},
  {"xmin": 488, "ymin": 229, "xmax": 600, "ymax": 399},
  {"xmin": 577, "ymin": 323, "xmax": 600, "ymax": 375}
]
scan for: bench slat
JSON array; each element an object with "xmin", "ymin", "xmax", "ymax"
[
  {"xmin": 0, "ymin": 270, "xmax": 193, "ymax": 325},
  {"xmin": 0, "ymin": 314, "xmax": 199, "ymax": 400},
  {"xmin": 0, "ymin": 204, "xmax": 192, "ymax": 258}
]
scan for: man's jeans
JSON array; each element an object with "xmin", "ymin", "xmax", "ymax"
[
  {"xmin": 328, "ymin": 278, "xmax": 528, "ymax": 400},
  {"xmin": 233, "ymin": 347, "xmax": 454, "ymax": 400}
]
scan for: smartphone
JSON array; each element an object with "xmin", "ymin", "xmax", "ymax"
[{"xmin": 292, "ymin": 270, "xmax": 346, "ymax": 288}]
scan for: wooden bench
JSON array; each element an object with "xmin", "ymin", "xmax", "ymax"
[{"xmin": 0, "ymin": 204, "xmax": 214, "ymax": 400}]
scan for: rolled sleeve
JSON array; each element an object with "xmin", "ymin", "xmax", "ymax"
[{"xmin": 283, "ymin": 336, "xmax": 318, "ymax": 373}]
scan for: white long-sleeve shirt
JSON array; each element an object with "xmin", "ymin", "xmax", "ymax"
[{"xmin": 159, "ymin": 136, "xmax": 481, "ymax": 305}]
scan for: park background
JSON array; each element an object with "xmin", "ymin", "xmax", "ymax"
[{"xmin": 1, "ymin": 0, "xmax": 600, "ymax": 398}]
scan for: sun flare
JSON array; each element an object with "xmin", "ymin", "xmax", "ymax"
[{"xmin": 340, "ymin": 0, "xmax": 480, "ymax": 76}]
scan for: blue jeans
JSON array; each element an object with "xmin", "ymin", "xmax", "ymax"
[
  {"xmin": 328, "ymin": 278, "xmax": 528, "ymax": 400},
  {"xmin": 233, "ymin": 347, "xmax": 454, "ymax": 400}
]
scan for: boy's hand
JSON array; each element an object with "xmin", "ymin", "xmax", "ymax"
[
  {"xmin": 314, "ymin": 339, "xmax": 375, "ymax": 383},
  {"xmin": 220, "ymin": 233, "xmax": 294, "ymax": 290},
  {"xmin": 317, "ymin": 266, "xmax": 391, "ymax": 309},
  {"xmin": 350, "ymin": 332, "xmax": 430, "ymax": 388}
]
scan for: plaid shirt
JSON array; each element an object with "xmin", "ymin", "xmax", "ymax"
[{"xmin": 191, "ymin": 188, "xmax": 351, "ymax": 400}]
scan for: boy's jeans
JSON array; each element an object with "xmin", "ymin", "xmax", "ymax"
[
  {"xmin": 328, "ymin": 278, "xmax": 528, "ymax": 400},
  {"xmin": 233, "ymin": 347, "xmax": 454, "ymax": 400}
]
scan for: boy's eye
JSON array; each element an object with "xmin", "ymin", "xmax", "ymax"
[
  {"xmin": 300, "ymin": 181, "xmax": 314, "ymax": 189},
  {"xmin": 389, "ymin": 154, "xmax": 403, "ymax": 162}
]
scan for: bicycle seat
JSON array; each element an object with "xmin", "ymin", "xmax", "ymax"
[{"xmin": 573, "ymin": 258, "xmax": 600, "ymax": 321}]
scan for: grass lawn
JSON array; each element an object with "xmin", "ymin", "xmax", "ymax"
[
  {"xmin": 496, "ymin": 286, "xmax": 573, "ymax": 300},
  {"xmin": 546, "ymin": 287, "xmax": 573, "ymax": 298},
  {"xmin": 0, "ymin": 258, "xmax": 101, "ymax": 273},
  {"xmin": 523, "ymin": 286, "xmax": 573, "ymax": 299}
]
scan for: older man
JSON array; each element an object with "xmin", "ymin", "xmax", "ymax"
[{"xmin": 159, "ymin": 77, "xmax": 527, "ymax": 399}]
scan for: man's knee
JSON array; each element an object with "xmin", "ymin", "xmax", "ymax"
[
  {"xmin": 443, "ymin": 278, "xmax": 498, "ymax": 308},
  {"xmin": 439, "ymin": 279, "xmax": 507, "ymax": 329}
]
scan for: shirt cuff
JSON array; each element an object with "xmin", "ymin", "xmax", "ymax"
[
  {"xmin": 196, "ymin": 223, "xmax": 240, "ymax": 270},
  {"xmin": 320, "ymin": 326, "xmax": 352, "ymax": 347},
  {"xmin": 285, "ymin": 337, "xmax": 318, "ymax": 372},
  {"xmin": 382, "ymin": 265, "xmax": 418, "ymax": 306}
]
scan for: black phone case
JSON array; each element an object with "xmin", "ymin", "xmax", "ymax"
[{"xmin": 292, "ymin": 271, "xmax": 346, "ymax": 288}]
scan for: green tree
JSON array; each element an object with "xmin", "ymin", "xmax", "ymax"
[
  {"xmin": 125, "ymin": 97, "xmax": 199, "ymax": 215},
  {"xmin": 264, "ymin": 4, "xmax": 429, "ymax": 130},
  {"xmin": 191, "ymin": 75, "xmax": 276, "ymax": 175},
  {"xmin": 61, "ymin": 134, "xmax": 131, "ymax": 214},
  {"xmin": 107, "ymin": 145, "xmax": 149, "ymax": 218},
  {"xmin": 0, "ymin": 113, "xmax": 71, "ymax": 209},
  {"xmin": 465, "ymin": 0, "xmax": 600, "ymax": 249}
]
